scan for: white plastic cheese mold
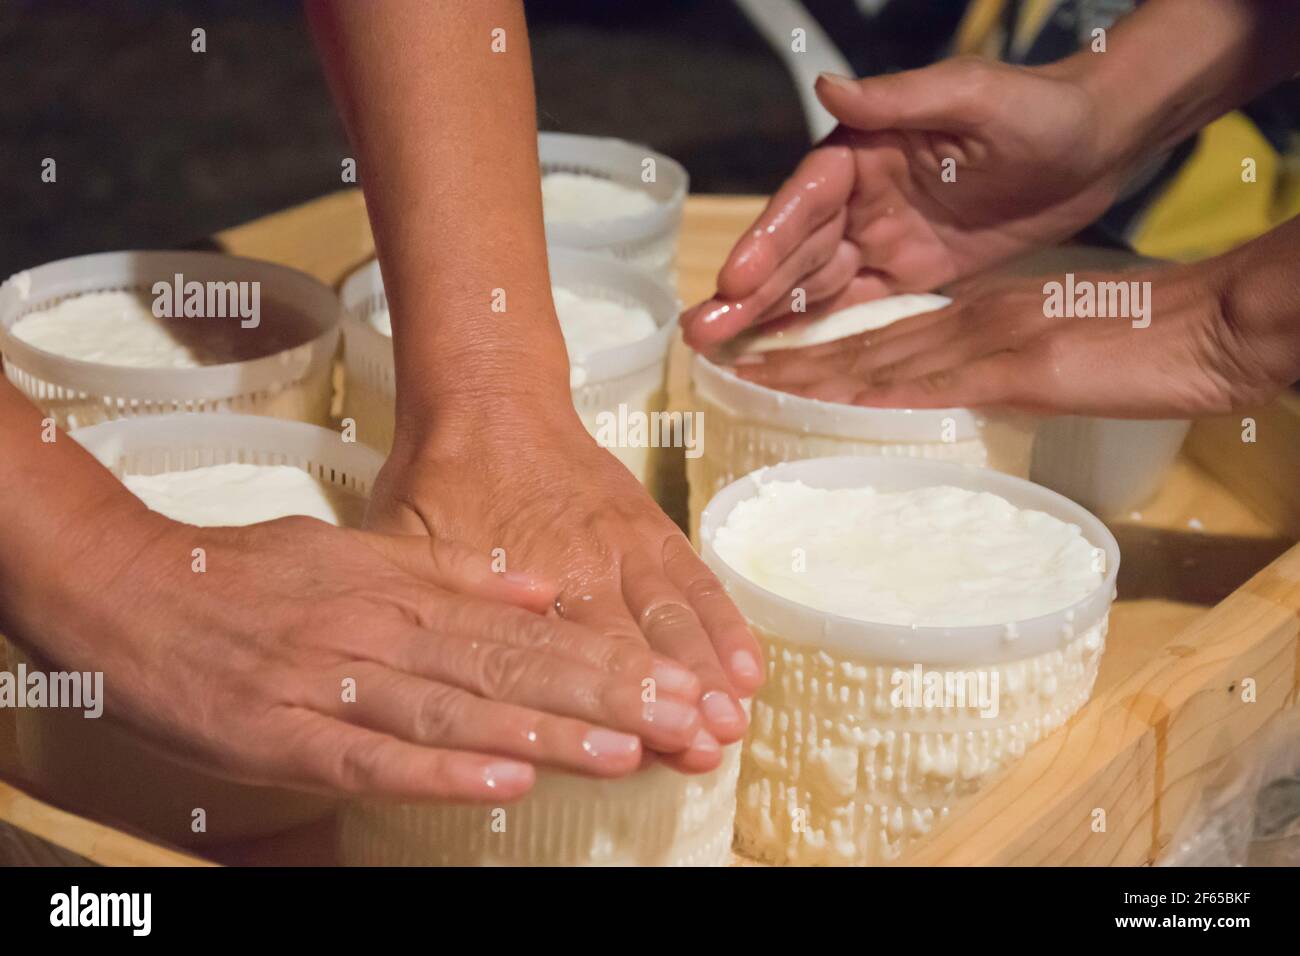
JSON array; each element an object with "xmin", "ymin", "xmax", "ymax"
[
  {"xmin": 0, "ymin": 251, "xmax": 340, "ymax": 430},
  {"xmin": 539, "ymin": 131, "xmax": 688, "ymax": 279},
  {"xmin": 687, "ymin": 353, "xmax": 1037, "ymax": 540},
  {"xmin": 700, "ymin": 456, "xmax": 1119, "ymax": 866},
  {"xmin": 10, "ymin": 413, "xmax": 383, "ymax": 847},
  {"xmin": 339, "ymin": 743, "xmax": 741, "ymax": 866}
]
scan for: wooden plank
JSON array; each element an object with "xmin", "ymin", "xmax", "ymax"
[
  {"xmin": 0, "ymin": 777, "xmax": 211, "ymax": 867},
  {"xmin": 909, "ymin": 544, "xmax": 1300, "ymax": 865},
  {"xmin": 1185, "ymin": 394, "xmax": 1300, "ymax": 539}
]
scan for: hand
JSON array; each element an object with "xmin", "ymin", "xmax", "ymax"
[
  {"xmin": 681, "ymin": 57, "xmax": 1131, "ymax": 348},
  {"xmin": 730, "ymin": 251, "xmax": 1300, "ymax": 418},
  {"xmin": 13, "ymin": 509, "xmax": 712, "ymax": 803},
  {"xmin": 367, "ymin": 413, "xmax": 765, "ymax": 774}
]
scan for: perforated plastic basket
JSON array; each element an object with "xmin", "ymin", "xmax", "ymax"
[
  {"xmin": 700, "ymin": 456, "xmax": 1118, "ymax": 865},
  {"xmin": 539, "ymin": 132, "xmax": 688, "ymax": 279},
  {"xmin": 0, "ymin": 251, "xmax": 340, "ymax": 430}
]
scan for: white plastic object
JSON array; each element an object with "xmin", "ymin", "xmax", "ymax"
[
  {"xmin": 339, "ymin": 744, "xmax": 741, "ymax": 867},
  {"xmin": 0, "ymin": 251, "xmax": 340, "ymax": 430},
  {"xmin": 688, "ymin": 353, "xmax": 1037, "ymax": 539},
  {"xmin": 539, "ymin": 132, "xmax": 688, "ymax": 279},
  {"xmin": 700, "ymin": 456, "xmax": 1118, "ymax": 865},
  {"xmin": 12, "ymin": 413, "xmax": 382, "ymax": 848},
  {"xmin": 338, "ymin": 251, "xmax": 679, "ymax": 488},
  {"xmin": 733, "ymin": 0, "xmax": 852, "ymax": 142},
  {"xmin": 1031, "ymin": 416, "xmax": 1191, "ymax": 517}
]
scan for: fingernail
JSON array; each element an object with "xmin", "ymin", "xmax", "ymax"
[
  {"xmin": 482, "ymin": 760, "xmax": 534, "ymax": 791},
  {"xmin": 652, "ymin": 659, "xmax": 699, "ymax": 695},
  {"xmin": 818, "ymin": 71, "xmax": 857, "ymax": 90},
  {"xmin": 732, "ymin": 353, "xmax": 766, "ymax": 366},
  {"xmin": 729, "ymin": 649, "xmax": 763, "ymax": 686},
  {"xmin": 643, "ymin": 697, "xmax": 699, "ymax": 733},
  {"xmin": 582, "ymin": 728, "xmax": 641, "ymax": 761},
  {"xmin": 689, "ymin": 728, "xmax": 721, "ymax": 755},
  {"xmin": 701, "ymin": 690, "xmax": 747, "ymax": 732}
]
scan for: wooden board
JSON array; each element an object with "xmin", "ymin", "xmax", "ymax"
[{"xmin": 1, "ymin": 190, "xmax": 1297, "ymax": 866}]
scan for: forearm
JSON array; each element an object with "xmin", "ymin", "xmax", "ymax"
[
  {"xmin": 306, "ymin": 0, "xmax": 571, "ymax": 451},
  {"xmin": 0, "ymin": 380, "xmax": 161, "ymax": 652},
  {"xmin": 1047, "ymin": 0, "xmax": 1300, "ymax": 172}
]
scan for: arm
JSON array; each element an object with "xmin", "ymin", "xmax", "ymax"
[
  {"xmin": 0, "ymin": 376, "xmax": 705, "ymax": 798},
  {"xmin": 732, "ymin": 214, "xmax": 1300, "ymax": 418},
  {"xmin": 307, "ymin": 0, "xmax": 764, "ymax": 769},
  {"xmin": 681, "ymin": 0, "xmax": 1300, "ymax": 348},
  {"xmin": 306, "ymin": 0, "xmax": 570, "ymax": 448}
]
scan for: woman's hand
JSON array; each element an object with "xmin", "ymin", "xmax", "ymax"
[
  {"xmin": 12, "ymin": 507, "xmax": 711, "ymax": 803},
  {"xmin": 681, "ymin": 57, "xmax": 1129, "ymax": 348},
  {"xmin": 367, "ymin": 412, "xmax": 765, "ymax": 774},
  {"xmin": 729, "ymin": 229, "xmax": 1300, "ymax": 419}
]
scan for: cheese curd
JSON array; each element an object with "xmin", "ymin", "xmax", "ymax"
[
  {"xmin": 733, "ymin": 293, "xmax": 950, "ymax": 355},
  {"xmin": 123, "ymin": 463, "xmax": 365, "ymax": 529},
  {"xmin": 10, "ymin": 290, "xmax": 302, "ymax": 367},
  {"xmin": 712, "ymin": 481, "xmax": 1101, "ymax": 627},
  {"xmin": 541, "ymin": 172, "xmax": 660, "ymax": 223}
]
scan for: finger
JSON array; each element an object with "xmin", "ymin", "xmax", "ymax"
[
  {"xmin": 757, "ymin": 271, "xmax": 896, "ymax": 334},
  {"xmin": 371, "ymin": 581, "xmax": 698, "ymax": 697},
  {"xmin": 388, "ymin": 624, "xmax": 703, "ymax": 754},
  {"xmin": 686, "ymin": 267, "xmax": 894, "ymax": 358},
  {"xmin": 620, "ymin": 542, "xmax": 749, "ymax": 745},
  {"xmin": 658, "ymin": 534, "xmax": 763, "ymax": 696},
  {"xmin": 731, "ymin": 207, "xmax": 849, "ymax": 324},
  {"xmin": 656, "ymin": 730, "xmax": 726, "ymax": 775},
  {"xmin": 308, "ymin": 662, "xmax": 642, "ymax": 778},
  {"xmin": 848, "ymin": 350, "xmax": 1036, "ymax": 410},
  {"xmin": 355, "ymin": 531, "xmax": 557, "ymax": 614},
  {"xmin": 734, "ymin": 348, "xmax": 858, "ymax": 390},
  {"xmin": 273, "ymin": 707, "xmax": 535, "ymax": 802},
  {"xmin": 741, "ymin": 311, "xmax": 968, "ymax": 389},
  {"xmin": 814, "ymin": 61, "xmax": 990, "ymax": 133},
  {"xmin": 714, "ymin": 146, "xmax": 856, "ymax": 303}
]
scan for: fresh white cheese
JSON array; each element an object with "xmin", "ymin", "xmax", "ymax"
[
  {"xmin": 735, "ymin": 293, "xmax": 950, "ymax": 354},
  {"xmin": 541, "ymin": 172, "xmax": 660, "ymax": 223},
  {"xmin": 11, "ymin": 290, "xmax": 252, "ymax": 367},
  {"xmin": 122, "ymin": 463, "xmax": 365, "ymax": 529},
  {"xmin": 712, "ymin": 481, "xmax": 1102, "ymax": 627}
]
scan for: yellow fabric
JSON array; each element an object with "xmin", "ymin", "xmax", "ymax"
[
  {"xmin": 954, "ymin": 0, "xmax": 1006, "ymax": 56},
  {"xmin": 1011, "ymin": 0, "xmax": 1058, "ymax": 56},
  {"xmin": 1133, "ymin": 112, "xmax": 1300, "ymax": 262}
]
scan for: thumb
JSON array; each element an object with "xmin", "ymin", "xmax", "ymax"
[
  {"xmin": 815, "ymin": 60, "xmax": 985, "ymax": 133},
  {"xmin": 353, "ymin": 531, "xmax": 559, "ymax": 614}
]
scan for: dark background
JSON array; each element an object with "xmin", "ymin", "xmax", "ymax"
[{"xmin": 0, "ymin": 0, "xmax": 965, "ymax": 278}]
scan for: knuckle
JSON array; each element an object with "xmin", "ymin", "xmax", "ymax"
[
  {"xmin": 683, "ymin": 571, "xmax": 727, "ymax": 607},
  {"xmin": 474, "ymin": 642, "xmax": 527, "ymax": 700},
  {"xmin": 640, "ymin": 599, "xmax": 697, "ymax": 636},
  {"xmin": 412, "ymin": 684, "xmax": 466, "ymax": 742},
  {"xmin": 333, "ymin": 736, "xmax": 383, "ymax": 794}
]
